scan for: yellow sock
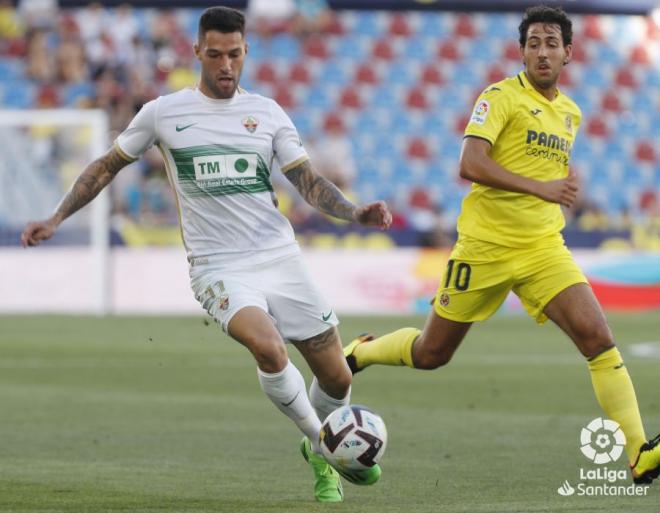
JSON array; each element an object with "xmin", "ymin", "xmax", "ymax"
[
  {"xmin": 354, "ymin": 328, "xmax": 419, "ymax": 369},
  {"xmin": 588, "ymin": 347, "xmax": 646, "ymax": 463}
]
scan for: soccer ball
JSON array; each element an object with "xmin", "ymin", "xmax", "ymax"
[{"xmin": 319, "ymin": 405, "xmax": 387, "ymax": 471}]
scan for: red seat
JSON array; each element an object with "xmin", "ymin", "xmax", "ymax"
[
  {"xmin": 389, "ymin": 13, "xmax": 412, "ymax": 37},
  {"xmin": 36, "ymin": 85, "xmax": 60, "ymax": 107},
  {"xmin": 288, "ymin": 62, "xmax": 312, "ymax": 84},
  {"xmin": 454, "ymin": 113, "xmax": 470, "ymax": 135},
  {"xmin": 372, "ymin": 39, "xmax": 395, "ymax": 60},
  {"xmin": 406, "ymin": 87, "xmax": 429, "ymax": 110},
  {"xmin": 355, "ymin": 63, "xmax": 379, "ymax": 85},
  {"xmin": 570, "ymin": 39, "xmax": 589, "ymax": 63},
  {"xmin": 274, "ymin": 86, "xmax": 295, "ymax": 109},
  {"xmin": 486, "ymin": 64, "xmax": 506, "ymax": 84},
  {"xmin": 409, "ymin": 187, "xmax": 434, "ymax": 208},
  {"xmin": 635, "ymin": 141, "xmax": 655, "ymax": 162},
  {"xmin": 339, "ymin": 88, "xmax": 362, "ymax": 109},
  {"xmin": 255, "ymin": 62, "xmax": 278, "ymax": 83},
  {"xmin": 614, "ymin": 68, "xmax": 637, "ymax": 89},
  {"xmin": 323, "ymin": 112, "xmax": 346, "ymax": 133},
  {"xmin": 304, "ymin": 36, "xmax": 330, "ymax": 59},
  {"xmin": 407, "ymin": 138, "xmax": 431, "ymax": 160},
  {"xmin": 437, "ymin": 40, "xmax": 460, "ymax": 61},
  {"xmin": 585, "ymin": 117, "xmax": 609, "ymax": 138},
  {"xmin": 421, "ymin": 64, "xmax": 443, "ymax": 85},
  {"xmin": 583, "ymin": 15, "xmax": 604, "ymax": 40},
  {"xmin": 503, "ymin": 40, "xmax": 520, "ymax": 61},
  {"xmin": 325, "ymin": 13, "xmax": 344, "ymax": 36},
  {"xmin": 639, "ymin": 189, "xmax": 658, "ymax": 212},
  {"xmin": 5, "ymin": 39, "xmax": 25, "ymax": 58},
  {"xmin": 601, "ymin": 91, "xmax": 623, "ymax": 112},
  {"xmin": 454, "ymin": 14, "xmax": 476, "ymax": 38},
  {"xmin": 558, "ymin": 67, "xmax": 573, "ymax": 88},
  {"xmin": 630, "ymin": 45, "xmax": 650, "ymax": 66}
]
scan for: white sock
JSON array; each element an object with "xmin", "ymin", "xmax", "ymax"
[
  {"xmin": 309, "ymin": 377, "xmax": 351, "ymax": 422},
  {"xmin": 257, "ymin": 360, "xmax": 323, "ymax": 452}
]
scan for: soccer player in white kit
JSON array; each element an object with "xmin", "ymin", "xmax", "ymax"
[{"xmin": 21, "ymin": 6, "xmax": 392, "ymax": 503}]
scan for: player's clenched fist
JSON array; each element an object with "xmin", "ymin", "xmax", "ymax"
[
  {"xmin": 20, "ymin": 218, "xmax": 58, "ymax": 247},
  {"xmin": 534, "ymin": 173, "xmax": 579, "ymax": 208},
  {"xmin": 353, "ymin": 201, "xmax": 392, "ymax": 230}
]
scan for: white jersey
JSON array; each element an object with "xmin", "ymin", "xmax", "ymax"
[{"xmin": 115, "ymin": 87, "xmax": 308, "ymax": 263}]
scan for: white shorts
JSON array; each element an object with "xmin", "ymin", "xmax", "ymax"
[{"xmin": 189, "ymin": 253, "xmax": 338, "ymax": 341}]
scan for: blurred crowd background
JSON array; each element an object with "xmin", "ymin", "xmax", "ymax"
[{"xmin": 0, "ymin": 0, "xmax": 658, "ymax": 249}]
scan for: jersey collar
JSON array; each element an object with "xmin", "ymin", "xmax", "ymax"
[
  {"xmin": 519, "ymin": 71, "xmax": 562, "ymax": 104},
  {"xmin": 194, "ymin": 86, "xmax": 243, "ymax": 105}
]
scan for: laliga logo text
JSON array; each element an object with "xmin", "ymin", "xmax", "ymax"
[{"xmin": 556, "ymin": 418, "xmax": 649, "ymax": 497}]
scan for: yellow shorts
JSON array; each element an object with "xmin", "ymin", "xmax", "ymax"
[{"xmin": 433, "ymin": 234, "xmax": 588, "ymax": 324}]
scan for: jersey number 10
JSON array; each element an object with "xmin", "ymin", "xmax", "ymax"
[{"xmin": 444, "ymin": 259, "xmax": 472, "ymax": 291}]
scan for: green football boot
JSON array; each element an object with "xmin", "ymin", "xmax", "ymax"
[
  {"xmin": 333, "ymin": 462, "xmax": 382, "ymax": 486},
  {"xmin": 300, "ymin": 437, "xmax": 344, "ymax": 502}
]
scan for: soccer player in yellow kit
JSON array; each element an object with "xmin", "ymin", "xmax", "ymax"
[{"xmin": 344, "ymin": 5, "xmax": 659, "ymax": 485}]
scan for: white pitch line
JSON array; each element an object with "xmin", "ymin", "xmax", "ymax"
[{"xmin": 628, "ymin": 342, "xmax": 660, "ymax": 359}]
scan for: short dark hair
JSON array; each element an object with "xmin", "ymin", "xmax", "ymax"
[
  {"xmin": 519, "ymin": 5, "xmax": 572, "ymax": 47},
  {"xmin": 198, "ymin": 6, "xmax": 245, "ymax": 40}
]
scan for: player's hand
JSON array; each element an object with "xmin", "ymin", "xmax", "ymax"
[
  {"xmin": 353, "ymin": 201, "xmax": 392, "ymax": 230},
  {"xmin": 534, "ymin": 172, "xmax": 579, "ymax": 208},
  {"xmin": 21, "ymin": 218, "xmax": 59, "ymax": 247}
]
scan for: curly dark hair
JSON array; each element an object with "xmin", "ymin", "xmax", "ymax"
[
  {"xmin": 519, "ymin": 5, "xmax": 573, "ymax": 47},
  {"xmin": 198, "ymin": 6, "xmax": 245, "ymax": 41}
]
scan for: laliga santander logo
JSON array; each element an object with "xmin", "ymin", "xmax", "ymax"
[
  {"xmin": 556, "ymin": 417, "xmax": 649, "ymax": 497},
  {"xmin": 579, "ymin": 417, "xmax": 626, "ymax": 464}
]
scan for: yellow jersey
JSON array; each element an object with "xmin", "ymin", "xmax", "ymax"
[{"xmin": 458, "ymin": 71, "xmax": 582, "ymax": 247}]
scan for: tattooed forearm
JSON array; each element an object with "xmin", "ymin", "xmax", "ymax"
[
  {"xmin": 53, "ymin": 148, "xmax": 130, "ymax": 223},
  {"xmin": 285, "ymin": 160, "xmax": 356, "ymax": 222}
]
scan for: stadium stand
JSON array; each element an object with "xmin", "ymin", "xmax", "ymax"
[{"xmin": 0, "ymin": 6, "xmax": 658, "ymax": 246}]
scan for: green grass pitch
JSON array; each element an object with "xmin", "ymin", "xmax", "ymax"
[{"xmin": 0, "ymin": 313, "xmax": 658, "ymax": 512}]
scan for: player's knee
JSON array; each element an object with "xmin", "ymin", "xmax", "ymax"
[
  {"xmin": 335, "ymin": 366, "xmax": 353, "ymax": 392},
  {"xmin": 329, "ymin": 371, "xmax": 352, "ymax": 398},
  {"xmin": 595, "ymin": 324, "xmax": 614, "ymax": 345},
  {"xmin": 342, "ymin": 365, "xmax": 354, "ymax": 388},
  {"xmin": 580, "ymin": 323, "xmax": 614, "ymax": 348},
  {"xmin": 576, "ymin": 323, "xmax": 614, "ymax": 357},
  {"xmin": 412, "ymin": 333, "xmax": 456, "ymax": 369},
  {"xmin": 414, "ymin": 349, "xmax": 454, "ymax": 370},
  {"xmin": 318, "ymin": 366, "xmax": 352, "ymax": 398},
  {"xmin": 251, "ymin": 337, "xmax": 288, "ymax": 372}
]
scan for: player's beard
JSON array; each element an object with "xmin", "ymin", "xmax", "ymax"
[
  {"xmin": 532, "ymin": 72, "xmax": 558, "ymax": 90},
  {"xmin": 527, "ymin": 65, "xmax": 560, "ymax": 92},
  {"xmin": 203, "ymin": 70, "xmax": 239, "ymax": 99}
]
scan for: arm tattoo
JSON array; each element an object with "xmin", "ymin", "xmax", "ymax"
[
  {"xmin": 54, "ymin": 148, "xmax": 130, "ymax": 223},
  {"xmin": 285, "ymin": 160, "xmax": 356, "ymax": 222}
]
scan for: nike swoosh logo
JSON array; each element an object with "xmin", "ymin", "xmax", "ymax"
[
  {"xmin": 322, "ymin": 310, "xmax": 333, "ymax": 322},
  {"xmin": 281, "ymin": 391, "xmax": 299, "ymax": 407},
  {"xmin": 614, "ymin": 363, "xmax": 625, "ymax": 370},
  {"xmin": 175, "ymin": 123, "xmax": 196, "ymax": 132}
]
